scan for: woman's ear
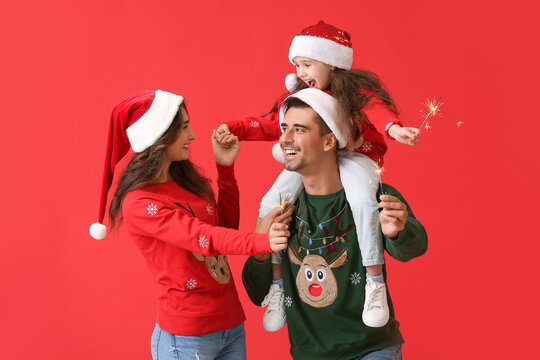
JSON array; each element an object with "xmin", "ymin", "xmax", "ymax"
[{"xmin": 323, "ymin": 133, "xmax": 337, "ymax": 152}]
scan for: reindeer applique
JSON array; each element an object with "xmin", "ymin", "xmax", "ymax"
[
  {"xmin": 289, "ymin": 199, "xmax": 352, "ymax": 307},
  {"xmin": 192, "ymin": 253, "xmax": 231, "ymax": 284},
  {"xmin": 288, "ymin": 245, "xmax": 348, "ymax": 308}
]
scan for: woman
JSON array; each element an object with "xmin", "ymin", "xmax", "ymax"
[{"xmin": 89, "ymin": 89, "xmax": 293, "ymax": 359}]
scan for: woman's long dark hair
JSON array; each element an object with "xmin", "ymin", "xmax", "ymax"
[
  {"xmin": 108, "ymin": 105, "xmax": 214, "ymax": 228},
  {"xmin": 265, "ymin": 68, "xmax": 399, "ymax": 150}
]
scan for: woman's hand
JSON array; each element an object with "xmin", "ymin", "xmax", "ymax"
[
  {"xmin": 212, "ymin": 129, "xmax": 240, "ymax": 165},
  {"xmin": 254, "ymin": 203, "xmax": 294, "ymax": 257}
]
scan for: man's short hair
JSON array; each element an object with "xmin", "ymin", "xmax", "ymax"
[{"xmin": 281, "ymin": 97, "xmax": 332, "ymax": 136}]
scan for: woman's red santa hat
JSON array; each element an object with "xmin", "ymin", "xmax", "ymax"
[
  {"xmin": 89, "ymin": 89, "xmax": 183, "ymax": 240},
  {"xmin": 285, "ymin": 20, "xmax": 354, "ymax": 91}
]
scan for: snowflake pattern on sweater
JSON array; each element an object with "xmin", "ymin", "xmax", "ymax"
[
  {"xmin": 146, "ymin": 203, "xmax": 158, "ymax": 216},
  {"xmin": 185, "ymin": 278, "xmax": 197, "ymax": 290},
  {"xmin": 198, "ymin": 236, "xmax": 209, "ymax": 248}
]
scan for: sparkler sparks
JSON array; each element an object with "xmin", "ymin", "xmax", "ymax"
[
  {"xmin": 419, "ymin": 97, "xmax": 443, "ymax": 129},
  {"xmin": 457, "ymin": 121, "xmax": 463, "ymax": 128}
]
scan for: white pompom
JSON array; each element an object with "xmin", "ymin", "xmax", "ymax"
[
  {"xmin": 272, "ymin": 142, "xmax": 285, "ymax": 164},
  {"xmin": 285, "ymin": 73, "xmax": 299, "ymax": 92},
  {"xmin": 90, "ymin": 222, "xmax": 107, "ymax": 240}
]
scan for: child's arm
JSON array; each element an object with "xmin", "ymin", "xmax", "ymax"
[
  {"xmin": 217, "ymin": 113, "xmax": 282, "ymax": 144},
  {"xmin": 363, "ymin": 96, "xmax": 420, "ymax": 146}
]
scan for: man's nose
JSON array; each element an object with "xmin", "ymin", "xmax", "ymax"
[{"xmin": 280, "ymin": 128, "xmax": 293, "ymax": 143}]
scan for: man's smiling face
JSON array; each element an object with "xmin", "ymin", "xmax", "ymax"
[{"xmin": 279, "ymin": 106, "xmax": 327, "ymax": 174}]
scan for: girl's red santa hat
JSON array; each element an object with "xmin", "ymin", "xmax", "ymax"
[
  {"xmin": 285, "ymin": 20, "xmax": 354, "ymax": 91},
  {"xmin": 89, "ymin": 89, "xmax": 183, "ymax": 240}
]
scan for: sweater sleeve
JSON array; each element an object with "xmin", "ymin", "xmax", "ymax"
[
  {"xmin": 379, "ymin": 184, "xmax": 428, "ymax": 262},
  {"xmin": 226, "ymin": 111, "xmax": 281, "ymax": 142},
  {"xmin": 122, "ymin": 192, "xmax": 272, "ymax": 256},
  {"xmin": 242, "ymin": 256, "xmax": 273, "ymax": 306},
  {"xmin": 215, "ymin": 163, "xmax": 240, "ymax": 229},
  {"xmin": 363, "ymin": 97, "xmax": 402, "ymax": 140}
]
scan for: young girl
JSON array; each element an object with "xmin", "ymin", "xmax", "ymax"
[
  {"xmin": 216, "ymin": 21, "xmax": 420, "ymax": 331},
  {"xmin": 89, "ymin": 89, "xmax": 292, "ymax": 359}
]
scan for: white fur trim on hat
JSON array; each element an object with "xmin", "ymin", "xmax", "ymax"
[
  {"xmin": 90, "ymin": 222, "xmax": 107, "ymax": 240},
  {"xmin": 126, "ymin": 90, "xmax": 184, "ymax": 153},
  {"xmin": 272, "ymin": 142, "xmax": 285, "ymax": 164},
  {"xmin": 289, "ymin": 35, "xmax": 353, "ymax": 70},
  {"xmin": 279, "ymin": 88, "xmax": 348, "ymax": 149},
  {"xmin": 285, "ymin": 73, "xmax": 299, "ymax": 92}
]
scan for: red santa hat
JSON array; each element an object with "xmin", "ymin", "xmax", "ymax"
[
  {"xmin": 279, "ymin": 88, "xmax": 348, "ymax": 149},
  {"xmin": 89, "ymin": 89, "xmax": 184, "ymax": 240},
  {"xmin": 285, "ymin": 20, "xmax": 354, "ymax": 91}
]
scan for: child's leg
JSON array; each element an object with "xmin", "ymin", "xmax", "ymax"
[
  {"xmin": 338, "ymin": 152, "xmax": 384, "ymax": 268},
  {"xmin": 338, "ymin": 152, "xmax": 389, "ymax": 328},
  {"xmin": 262, "ymin": 252, "xmax": 286, "ymax": 332},
  {"xmin": 259, "ymin": 169, "xmax": 304, "ymax": 218}
]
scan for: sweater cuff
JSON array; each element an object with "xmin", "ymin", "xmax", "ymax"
[
  {"xmin": 216, "ymin": 163, "xmax": 235, "ymax": 177},
  {"xmin": 251, "ymin": 233, "xmax": 272, "ymax": 254},
  {"xmin": 385, "ymin": 121, "xmax": 403, "ymax": 140},
  {"xmin": 384, "ymin": 224, "xmax": 408, "ymax": 245}
]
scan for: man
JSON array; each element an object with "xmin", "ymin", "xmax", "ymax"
[{"xmin": 242, "ymin": 89, "xmax": 428, "ymax": 360}]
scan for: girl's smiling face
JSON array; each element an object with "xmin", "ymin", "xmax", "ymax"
[
  {"xmin": 166, "ymin": 107, "xmax": 196, "ymax": 163},
  {"xmin": 293, "ymin": 56, "xmax": 334, "ymax": 90}
]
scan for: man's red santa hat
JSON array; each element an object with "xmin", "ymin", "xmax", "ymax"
[
  {"xmin": 89, "ymin": 89, "xmax": 183, "ymax": 240},
  {"xmin": 285, "ymin": 20, "xmax": 354, "ymax": 92}
]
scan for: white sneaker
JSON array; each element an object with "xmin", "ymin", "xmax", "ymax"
[
  {"xmin": 362, "ymin": 278, "xmax": 390, "ymax": 328},
  {"xmin": 261, "ymin": 283, "xmax": 286, "ymax": 332}
]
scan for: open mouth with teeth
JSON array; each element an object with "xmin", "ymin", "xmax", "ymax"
[{"xmin": 284, "ymin": 149, "xmax": 299, "ymax": 157}]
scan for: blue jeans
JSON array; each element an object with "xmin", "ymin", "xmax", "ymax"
[
  {"xmin": 353, "ymin": 344, "xmax": 402, "ymax": 360},
  {"xmin": 151, "ymin": 323, "xmax": 246, "ymax": 360}
]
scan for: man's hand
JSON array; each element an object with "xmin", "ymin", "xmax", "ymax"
[
  {"xmin": 379, "ymin": 194, "xmax": 408, "ymax": 239},
  {"xmin": 388, "ymin": 124, "xmax": 420, "ymax": 146},
  {"xmin": 211, "ymin": 129, "xmax": 240, "ymax": 165},
  {"xmin": 268, "ymin": 223, "xmax": 290, "ymax": 252}
]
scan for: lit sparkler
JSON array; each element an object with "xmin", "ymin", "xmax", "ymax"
[
  {"xmin": 375, "ymin": 165, "xmax": 385, "ymax": 195},
  {"xmin": 278, "ymin": 192, "xmax": 293, "ymax": 214},
  {"xmin": 456, "ymin": 121, "xmax": 463, "ymax": 128},
  {"xmin": 419, "ymin": 97, "xmax": 443, "ymax": 129}
]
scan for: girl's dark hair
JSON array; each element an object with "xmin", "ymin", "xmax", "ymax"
[
  {"xmin": 266, "ymin": 68, "xmax": 399, "ymax": 151},
  {"xmin": 108, "ymin": 105, "xmax": 214, "ymax": 228}
]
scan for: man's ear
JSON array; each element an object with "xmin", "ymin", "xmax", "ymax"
[{"xmin": 323, "ymin": 133, "xmax": 337, "ymax": 152}]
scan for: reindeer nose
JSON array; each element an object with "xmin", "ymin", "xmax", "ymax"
[{"xmin": 309, "ymin": 284, "xmax": 322, "ymax": 297}]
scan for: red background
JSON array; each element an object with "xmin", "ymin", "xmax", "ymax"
[{"xmin": 1, "ymin": 0, "xmax": 538, "ymax": 359}]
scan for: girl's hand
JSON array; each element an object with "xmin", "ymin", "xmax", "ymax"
[
  {"xmin": 268, "ymin": 223, "xmax": 290, "ymax": 253},
  {"xmin": 388, "ymin": 125, "xmax": 420, "ymax": 146},
  {"xmin": 216, "ymin": 124, "xmax": 231, "ymax": 147},
  {"xmin": 211, "ymin": 129, "xmax": 240, "ymax": 165}
]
